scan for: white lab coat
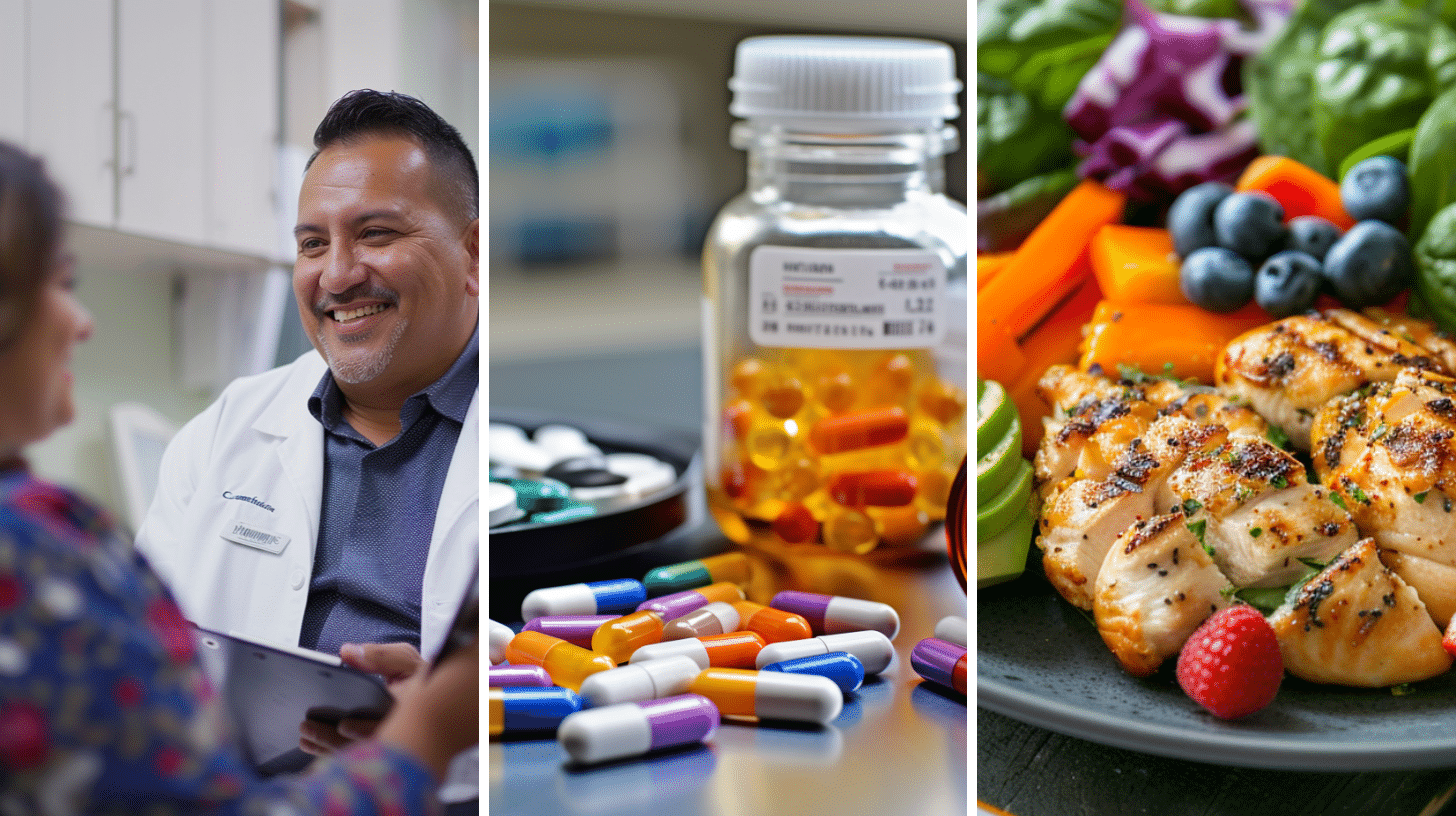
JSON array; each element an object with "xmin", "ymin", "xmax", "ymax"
[
  {"xmin": 135, "ymin": 349, "xmax": 480, "ymax": 801},
  {"xmin": 136, "ymin": 349, "xmax": 479, "ymax": 655}
]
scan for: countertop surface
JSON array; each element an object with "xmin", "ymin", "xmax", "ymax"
[{"xmin": 488, "ymin": 343, "xmax": 969, "ymax": 816}]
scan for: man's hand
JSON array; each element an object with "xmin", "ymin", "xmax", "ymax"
[{"xmin": 299, "ymin": 641, "xmax": 427, "ymax": 756}]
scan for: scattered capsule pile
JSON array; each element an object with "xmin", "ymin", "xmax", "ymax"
[
  {"xmin": 489, "ymin": 421, "xmax": 679, "ymax": 527},
  {"xmin": 708, "ymin": 350, "xmax": 967, "ymax": 555},
  {"xmin": 488, "ymin": 550, "xmax": 967, "ymax": 765}
]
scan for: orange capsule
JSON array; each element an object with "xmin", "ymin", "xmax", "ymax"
[
  {"xmin": 722, "ymin": 399, "xmax": 754, "ymax": 441},
  {"xmin": 629, "ymin": 630, "xmax": 766, "ymax": 669},
  {"xmin": 731, "ymin": 358, "xmax": 770, "ymax": 398},
  {"xmin": 504, "ymin": 630, "xmax": 615, "ymax": 691},
  {"xmin": 808, "ymin": 407, "xmax": 909, "ymax": 455},
  {"xmin": 828, "ymin": 470, "xmax": 918, "ymax": 507},
  {"xmin": 762, "ymin": 375, "xmax": 806, "ymax": 419},
  {"xmin": 591, "ymin": 609, "xmax": 666, "ymax": 664},
  {"xmin": 732, "ymin": 600, "xmax": 813, "ymax": 643},
  {"xmin": 772, "ymin": 502, "xmax": 820, "ymax": 543}
]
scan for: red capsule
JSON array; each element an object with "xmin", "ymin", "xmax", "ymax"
[
  {"xmin": 827, "ymin": 470, "xmax": 918, "ymax": 507},
  {"xmin": 808, "ymin": 408, "xmax": 909, "ymax": 455}
]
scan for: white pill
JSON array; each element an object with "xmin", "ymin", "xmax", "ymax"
[
  {"xmin": 534, "ymin": 424, "xmax": 601, "ymax": 461},
  {"xmin": 488, "ymin": 619, "xmax": 515, "ymax": 665},
  {"xmin": 754, "ymin": 630, "xmax": 895, "ymax": 674},
  {"xmin": 490, "ymin": 435, "xmax": 554, "ymax": 473},
  {"xmin": 488, "ymin": 482, "xmax": 524, "ymax": 527},
  {"xmin": 934, "ymin": 615, "xmax": 967, "ymax": 648},
  {"xmin": 577, "ymin": 656, "xmax": 702, "ymax": 707}
]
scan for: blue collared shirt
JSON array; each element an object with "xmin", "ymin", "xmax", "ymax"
[{"xmin": 299, "ymin": 326, "xmax": 478, "ymax": 654}]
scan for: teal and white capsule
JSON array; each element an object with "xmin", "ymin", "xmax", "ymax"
[
  {"xmin": 521, "ymin": 578, "xmax": 647, "ymax": 621},
  {"xmin": 754, "ymin": 630, "xmax": 895, "ymax": 674},
  {"xmin": 642, "ymin": 551, "xmax": 751, "ymax": 595}
]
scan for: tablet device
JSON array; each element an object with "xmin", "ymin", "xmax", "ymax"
[{"xmin": 194, "ymin": 628, "xmax": 393, "ymax": 776}]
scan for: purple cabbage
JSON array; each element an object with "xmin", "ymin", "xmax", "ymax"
[{"xmin": 1062, "ymin": 0, "xmax": 1291, "ymax": 202}]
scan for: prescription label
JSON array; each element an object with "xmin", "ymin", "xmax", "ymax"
[{"xmin": 748, "ymin": 246, "xmax": 947, "ymax": 349}]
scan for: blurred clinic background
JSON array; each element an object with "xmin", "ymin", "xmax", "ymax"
[
  {"xmin": 488, "ymin": 0, "xmax": 968, "ymax": 429},
  {"xmin": 9, "ymin": 0, "xmax": 478, "ymax": 532}
]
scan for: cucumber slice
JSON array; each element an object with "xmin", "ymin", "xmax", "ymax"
[
  {"xmin": 977, "ymin": 378, "xmax": 1016, "ymax": 458},
  {"xmin": 976, "ymin": 409, "xmax": 1023, "ymax": 502},
  {"xmin": 978, "ymin": 499, "xmax": 1035, "ymax": 589},
  {"xmin": 977, "ymin": 457, "xmax": 1033, "ymax": 541}
]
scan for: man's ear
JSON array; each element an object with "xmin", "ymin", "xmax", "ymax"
[{"xmin": 464, "ymin": 218, "xmax": 480, "ymax": 297}]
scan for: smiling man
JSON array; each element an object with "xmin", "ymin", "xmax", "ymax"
[{"xmin": 136, "ymin": 90, "xmax": 479, "ymax": 807}]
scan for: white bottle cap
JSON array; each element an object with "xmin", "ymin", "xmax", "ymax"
[{"xmin": 729, "ymin": 35, "xmax": 961, "ymax": 131}]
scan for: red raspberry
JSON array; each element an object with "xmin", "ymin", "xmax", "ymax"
[{"xmin": 1175, "ymin": 604, "xmax": 1283, "ymax": 719}]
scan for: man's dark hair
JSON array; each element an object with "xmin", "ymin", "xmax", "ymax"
[{"xmin": 309, "ymin": 89, "xmax": 478, "ymax": 221}]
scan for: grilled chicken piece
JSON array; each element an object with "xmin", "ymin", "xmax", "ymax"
[
  {"xmin": 1035, "ymin": 365, "xmax": 1267, "ymax": 501},
  {"xmin": 1313, "ymin": 368, "xmax": 1456, "ymax": 573},
  {"xmin": 1167, "ymin": 431, "xmax": 1357, "ymax": 588},
  {"xmin": 1269, "ymin": 539, "xmax": 1452, "ymax": 686},
  {"xmin": 1038, "ymin": 415, "xmax": 1218, "ymax": 609},
  {"xmin": 1378, "ymin": 550, "xmax": 1456, "ymax": 629},
  {"xmin": 1359, "ymin": 307, "xmax": 1456, "ymax": 372},
  {"xmin": 1094, "ymin": 511, "xmax": 1233, "ymax": 676},
  {"xmin": 1217, "ymin": 309, "xmax": 1452, "ymax": 451}
]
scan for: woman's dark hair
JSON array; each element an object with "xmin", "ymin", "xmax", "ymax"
[
  {"xmin": 308, "ymin": 89, "xmax": 478, "ymax": 222},
  {"xmin": 0, "ymin": 142, "xmax": 64, "ymax": 348}
]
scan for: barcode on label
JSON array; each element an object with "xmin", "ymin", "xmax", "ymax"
[{"xmin": 883, "ymin": 321, "xmax": 914, "ymax": 336}]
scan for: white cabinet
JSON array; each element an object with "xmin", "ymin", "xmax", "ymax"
[
  {"xmin": 21, "ymin": 0, "xmax": 281, "ymax": 259},
  {"xmin": 0, "ymin": 0, "xmax": 24, "ymax": 145},
  {"xmin": 26, "ymin": 0, "xmax": 115, "ymax": 228},
  {"xmin": 117, "ymin": 0, "xmax": 208, "ymax": 243}
]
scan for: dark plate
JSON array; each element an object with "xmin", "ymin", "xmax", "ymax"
[
  {"xmin": 488, "ymin": 409, "xmax": 700, "ymax": 621},
  {"xmin": 977, "ymin": 559, "xmax": 1456, "ymax": 771}
]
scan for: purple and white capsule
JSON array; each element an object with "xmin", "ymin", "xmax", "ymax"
[
  {"xmin": 769, "ymin": 591, "xmax": 900, "ymax": 640},
  {"xmin": 522, "ymin": 615, "xmax": 615, "ymax": 649},
  {"xmin": 934, "ymin": 615, "xmax": 967, "ymax": 648},
  {"xmin": 489, "ymin": 665, "xmax": 553, "ymax": 687},
  {"xmin": 557, "ymin": 693, "xmax": 720, "ymax": 765},
  {"xmin": 521, "ymin": 578, "xmax": 647, "ymax": 621},
  {"xmin": 754, "ymin": 630, "xmax": 895, "ymax": 674}
]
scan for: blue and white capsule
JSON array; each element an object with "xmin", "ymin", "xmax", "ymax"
[
  {"xmin": 521, "ymin": 578, "xmax": 647, "ymax": 621},
  {"xmin": 761, "ymin": 651, "xmax": 865, "ymax": 694},
  {"xmin": 754, "ymin": 630, "xmax": 895, "ymax": 675},
  {"xmin": 489, "ymin": 686, "xmax": 583, "ymax": 737}
]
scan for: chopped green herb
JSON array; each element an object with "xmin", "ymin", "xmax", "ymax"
[
  {"xmin": 1236, "ymin": 586, "xmax": 1287, "ymax": 614},
  {"xmin": 1181, "ymin": 498, "xmax": 1203, "ymax": 516},
  {"xmin": 1331, "ymin": 492, "xmax": 1348, "ymax": 511},
  {"xmin": 1203, "ymin": 542, "xmax": 1217, "ymax": 558},
  {"xmin": 1415, "ymin": 491, "xmax": 1429, "ymax": 504},
  {"xmin": 1271, "ymin": 474, "xmax": 1288, "ymax": 489},
  {"xmin": 1266, "ymin": 425, "xmax": 1291, "ymax": 450},
  {"xmin": 1371, "ymin": 422, "xmax": 1389, "ymax": 442},
  {"xmin": 1117, "ymin": 363, "xmax": 1153, "ymax": 383},
  {"xmin": 1391, "ymin": 683, "xmax": 1416, "ymax": 697},
  {"xmin": 1186, "ymin": 519, "xmax": 1207, "ymax": 543},
  {"xmin": 1350, "ymin": 484, "xmax": 1369, "ymax": 504},
  {"xmin": 1250, "ymin": 527, "xmax": 1263, "ymax": 538},
  {"xmin": 1163, "ymin": 361, "xmax": 1176, "ymax": 375}
]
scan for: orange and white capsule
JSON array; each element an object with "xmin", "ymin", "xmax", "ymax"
[
  {"xmin": 591, "ymin": 609, "xmax": 667, "ymax": 664},
  {"xmin": 628, "ymin": 631, "xmax": 766, "ymax": 669},
  {"xmin": 489, "ymin": 618, "xmax": 515, "ymax": 665},
  {"xmin": 662, "ymin": 602, "xmax": 741, "ymax": 640},
  {"xmin": 732, "ymin": 600, "xmax": 813, "ymax": 643},
  {"xmin": 687, "ymin": 667, "xmax": 842, "ymax": 725},
  {"xmin": 505, "ymin": 630, "xmax": 615, "ymax": 691}
]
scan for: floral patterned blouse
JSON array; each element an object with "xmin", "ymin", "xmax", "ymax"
[{"xmin": 0, "ymin": 467, "xmax": 439, "ymax": 815}]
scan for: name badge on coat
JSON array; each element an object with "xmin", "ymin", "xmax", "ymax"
[{"xmin": 219, "ymin": 501, "xmax": 290, "ymax": 555}]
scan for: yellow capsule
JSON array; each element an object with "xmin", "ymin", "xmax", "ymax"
[
  {"xmin": 869, "ymin": 505, "xmax": 931, "ymax": 547},
  {"xmin": 905, "ymin": 417, "xmax": 948, "ymax": 470},
  {"xmin": 917, "ymin": 377, "xmax": 967, "ymax": 425},
  {"xmin": 761, "ymin": 372, "xmax": 806, "ymax": 419},
  {"xmin": 822, "ymin": 507, "xmax": 879, "ymax": 555},
  {"xmin": 746, "ymin": 418, "xmax": 794, "ymax": 470},
  {"xmin": 731, "ymin": 357, "xmax": 770, "ymax": 399},
  {"xmin": 504, "ymin": 631, "xmax": 614, "ymax": 691},
  {"xmin": 865, "ymin": 353, "xmax": 917, "ymax": 406},
  {"xmin": 767, "ymin": 456, "xmax": 820, "ymax": 502},
  {"xmin": 591, "ymin": 610, "xmax": 666, "ymax": 664},
  {"xmin": 915, "ymin": 467, "xmax": 954, "ymax": 518},
  {"xmin": 813, "ymin": 369, "xmax": 857, "ymax": 414}
]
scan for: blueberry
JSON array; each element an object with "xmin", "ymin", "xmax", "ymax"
[
  {"xmin": 1168, "ymin": 181, "xmax": 1235, "ymax": 258},
  {"xmin": 1321, "ymin": 220, "xmax": 1415, "ymax": 308},
  {"xmin": 1284, "ymin": 215, "xmax": 1342, "ymax": 262},
  {"xmin": 1214, "ymin": 191, "xmax": 1286, "ymax": 262},
  {"xmin": 1180, "ymin": 246, "xmax": 1255, "ymax": 313},
  {"xmin": 1340, "ymin": 155, "xmax": 1410, "ymax": 224},
  {"xmin": 1255, "ymin": 251, "xmax": 1323, "ymax": 318}
]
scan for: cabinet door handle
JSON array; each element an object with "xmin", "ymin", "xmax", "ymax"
[{"xmin": 118, "ymin": 109, "xmax": 137, "ymax": 177}]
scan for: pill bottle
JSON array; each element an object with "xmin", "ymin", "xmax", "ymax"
[{"xmin": 702, "ymin": 35, "xmax": 968, "ymax": 555}]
